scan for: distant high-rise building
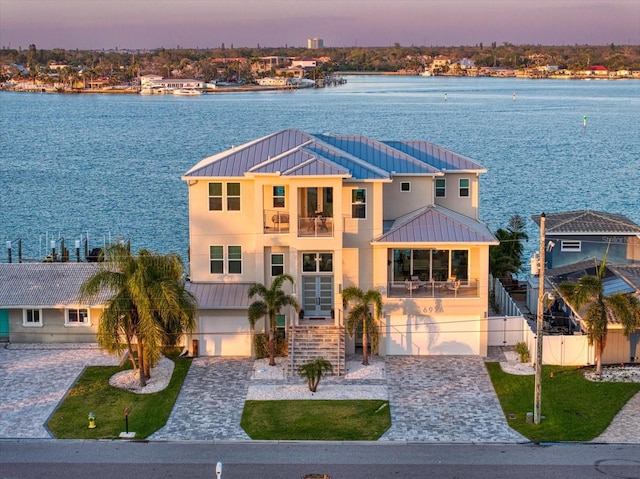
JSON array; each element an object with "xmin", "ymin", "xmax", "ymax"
[{"xmin": 307, "ymin": 37, "xmax": 324, "ymax": 49}]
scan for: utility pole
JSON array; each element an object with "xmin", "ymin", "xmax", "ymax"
[{"xmin": 534, "ymin": 212, "xmax": 546, "ymax": 425}]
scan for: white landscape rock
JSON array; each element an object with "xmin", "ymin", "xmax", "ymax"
[{"xmin": 109, "ymin": 356, "xmax": 175, "ymax": 394}]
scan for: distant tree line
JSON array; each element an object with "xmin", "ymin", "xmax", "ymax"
[{"xmin": 2, "ymin": 43, "xmax": 639, "ymax": 84}]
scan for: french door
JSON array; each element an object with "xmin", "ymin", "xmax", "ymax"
[{"xmin": 302, "ymin": 276, "xmax": 333, "ymax": 317}]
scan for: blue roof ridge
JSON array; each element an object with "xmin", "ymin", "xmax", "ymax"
[
  {"xmin": 330, "ymin": 134, "xmax": 441, "ymax": 175},
  {"xmin": 311, "ymin": 134, "xmax": 392, "ymax": 180}
]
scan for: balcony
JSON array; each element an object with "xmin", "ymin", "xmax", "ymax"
[
  {"xmin": 298, "ymin": 215, "xmax": 334, "ymax": 237},
  {"xmin": 264, "ymin": 210, "xmax": 290, "ymax": 234},
  {"xmin": 387, "ymin": 279, "xmax": 479, "ymax": 299}
]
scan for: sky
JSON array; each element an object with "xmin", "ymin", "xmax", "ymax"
[{"xmin": 1, "ymin": 0, "xmax": 638, "ymax": 50}]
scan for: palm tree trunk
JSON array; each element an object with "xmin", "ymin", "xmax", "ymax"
[
  {"xmin": 136, "ymin": 340, "xmax": 147, "ymax": 387},
  {"xmin": 362, "ymin": 320, "xmax": 369, "ymax": 366},
  {"xmin": 268, "ymin": 329, "xmax": 276, "ymax": 366},
  {"xmin": 596, "ymin": 339, "xmax": 603, "ymax": 376}
]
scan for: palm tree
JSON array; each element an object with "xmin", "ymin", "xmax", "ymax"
[
  {"xmin": 298, "ymin": 358, "xmax": 333, "ymax": 392},
  {"xmin": 80, "ymin": 244, "xmax": 197, "ymax": 387},
  {"xmin": 247, "ymin": 274, "xmax": 298, "ymax": 366},
  {"xmin": 490, "ymin": 214, "xmax": 529, "ymax": 282},
  {"xmin": 342, "ymin": 286, "xmax": 383, "ymax": 366},
  {"xmin": 558, "ymin": 259, "xmax": 640, "ymax": 376}
]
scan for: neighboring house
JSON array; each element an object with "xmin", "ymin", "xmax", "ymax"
[
  {"xmin": 545, "ymin": 260, "xmax": 640, "ymax": 364},
  {"xmin": 183, "ymin": 129, "xmax": 498, "ymax": 369},
  {"xmin": 526, "ymin": 210, "xmax": 640, "ymax": 364},
  {"xmin": 0, "ymin": 263, "xmax": 108, "ymax": 343},
  {"xmin": 531, "ymin": 210, "xmax": 640, "ymax": 270}
]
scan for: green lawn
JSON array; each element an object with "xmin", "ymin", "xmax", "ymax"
[
  {"xmin": 241, "ymin": 400, "xmax": 391, "ymax": 440},
  {"xmin": 486, "ymin": 362, "xmax": 640, "ymax": 442},
  {"xmin": 47, "ymin": 351, "xmax": 191, "ymax": 439}
]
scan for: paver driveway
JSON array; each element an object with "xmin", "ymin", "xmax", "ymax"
[{"xmin": 0, "ymin": 344, "xmax": 119, "ymax": 438}]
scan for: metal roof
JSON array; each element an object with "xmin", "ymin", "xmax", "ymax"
[
  {"xmin": 373, "ymin": 205, "xmax": 498, "ymax": 244},
  {"xmin": 532, "ymin": 210, "xmax": 640, "ymax": 235},
  {"xmin": 383, "ymin": 140, "xmax": 486, "ymax": 172},
  {"xmin": 183, "ymin": 129, "xmax": 478, "ymax": 181},
  {"xmin": 0, "ymin": 263, "xmax": 110, "ymax": 307},
  {"xmin": 186, "ymin": 282, "xmax": 253, "ymax": 309}
]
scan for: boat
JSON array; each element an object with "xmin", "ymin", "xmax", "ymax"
[{"xmin": 173, "ymin": 88, "xmax": 202, "ymax": 96}]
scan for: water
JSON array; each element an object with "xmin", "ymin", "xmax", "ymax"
[{"xmin": 1, "ymin": 76, "xmax": 639, "ymax": 266}]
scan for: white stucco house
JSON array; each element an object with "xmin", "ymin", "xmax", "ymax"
[{"xmin": 182, "ymin": 129, "xmax": 498, "ymax": 371}]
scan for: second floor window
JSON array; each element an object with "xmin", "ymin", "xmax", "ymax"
[
  {"xmin": 273, "ymin": 186, "xmax": 285, "ymax": 208},
  {"xmin": 210, "ymin": 245, "xmax": 242, "ymax": 274},
  {"xmin": 351, "ymin": 188, "xmax": 366, "ymax": 219},
  {"xmin": 209, "ymin": 182, "xmax": 241, "ymax": 211},
  {"xmin": 435, "ymin": 178, "xmax": 446, "ymax": 197},
  {"xmin": 459, "ymin": 178, "xmax": 470, "ymax": 197}
]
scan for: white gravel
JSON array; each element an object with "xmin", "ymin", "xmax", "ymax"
[
  {"xmin": 109, "ymin": 356, "xmax": 175, "ymax": 394},
  {"xmin": 584, "ymin": 365, "xmax": 640, "ymax": 383},
  {"xmin": 247, "ymin": 356, "xmax": 387, "ymax": 400}
]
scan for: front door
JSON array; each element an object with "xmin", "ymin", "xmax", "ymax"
[
  {"xmin": 302, "ymin": 276, "xmax": 333, "ymax": 317},
  {"xmin": 0, "ymin": 309, "xmax": 9, "ymax": 340}
]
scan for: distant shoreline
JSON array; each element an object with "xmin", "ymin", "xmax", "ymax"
[{"xmin": 2, "ymin": 73, "xmax": 637, "ymax": 95}]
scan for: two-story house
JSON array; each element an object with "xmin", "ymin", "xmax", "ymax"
[{"xmin": 183, "ymin": 129, "xmax": 497, "ymax": 371}]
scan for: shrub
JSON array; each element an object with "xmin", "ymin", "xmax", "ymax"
[
  {"xmin": 254, "ymin": 331, "xmax": 288, "ymax": 359},
  {"xmin": 515, "ymin": 341, "xmax": 530, "ymax": 363}
]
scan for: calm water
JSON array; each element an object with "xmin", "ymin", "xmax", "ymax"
[{"xmin": 1, "ymin": 76, "xmax": 639, "ymax": 267}]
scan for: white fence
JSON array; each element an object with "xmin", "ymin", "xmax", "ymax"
[{"xmin": 488, "ymin": 314, "xmax": 593, "ymax": 365}]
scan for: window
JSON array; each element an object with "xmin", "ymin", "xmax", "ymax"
[
  {"xmin": 401, "ymin": 182, "xmax": 411, "ymax": 192},
  {"xmin": 351, "ymin": 188, "xmax": 366, "ymax": 219},
  {"xmin": 276, "ymin": 314, "xmax": 286, "ymax": 331},
  {"xmin": 561, "ymin": 240, "xmax": 581, "ymax": 252},
  {"xmin": 208, "ymin": 182, "xmax": 241, "ymax": 211},
  {"xmin": 228, "ymin": 245, "xmax": 242, "ymax": 274},
  {"xmin": 210, "ymin": 245, "xmax": 242, "ymax": 274},
  {"xmin": 227, "ymin": 182, "xmax": 241, "ymax": 211},
  {"xmin": 210, "ymin": 246, "xmax": 224, "ymax": 274},
  {"xmin": 23, "ymin": 308, "xmax": 42, "ymax": 327},
  {"xmin": 435, "ymin": 178, "xmax": 446, "ymax": 197},
  {"xmin": 302, "ymin": 252, "xmax": 333, "ymax": 272},
  {"xmin": 271, "ymin": 253, "xmax": 284, "ymax": 276},
  {"xmin": 208, "ymin": 182, "xmax": 222, "ymax": 211},
  {"xmin": 273, "ymin": 186, "xmax": 285, "ymax": 208},
  {"xmin": 459, "ymin": 178, "xmax": 470, "ymax": 197},
  {"xmin": 66, "ymin": 308, "xmax": 89, "ymax": 325}
]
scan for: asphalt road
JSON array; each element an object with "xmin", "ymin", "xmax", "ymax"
[{"xmin": 1, "ymin": 441, "xmax": 640, "ymax": 479}]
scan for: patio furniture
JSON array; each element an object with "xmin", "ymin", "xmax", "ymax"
[{"xmin": 445, "ymin": 277, "xmax": 461, "ymax": 296}]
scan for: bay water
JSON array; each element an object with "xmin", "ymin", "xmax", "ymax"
[{"xmin": 1, "ymin": 76, "xmax": 639, "ymax": 269}]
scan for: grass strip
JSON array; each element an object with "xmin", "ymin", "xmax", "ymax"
[
  {"xmin": 486, "ymin": 362, "xmax": 640, "ymax": 442},
  {"xmin": 241, "ymin": 399, "xmax": 391, "ymax": 440},
  {"xmin": 47, "ymin": 351, "xmax": 191, "ymax": 439}
]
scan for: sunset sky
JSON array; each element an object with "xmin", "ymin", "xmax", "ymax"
[{"xmin": 1, "ymin": 0, "xmax": 638, "ymax": 50}]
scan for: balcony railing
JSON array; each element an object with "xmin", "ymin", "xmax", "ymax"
[
  {"xmin": 264, "ymin": 210, "xmax": 290, "ymax": 234},
  {"xmin": 298, "ymin": 216, "xmax": 334, "ymax": 237},
  {"xmin": 387, "ymin": 279, "xmax": 479, "ymax": 299}
]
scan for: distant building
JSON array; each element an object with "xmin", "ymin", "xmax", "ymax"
[{"xmin": 307, "ymin": 37, "xmax": 324, "ymax": 49}]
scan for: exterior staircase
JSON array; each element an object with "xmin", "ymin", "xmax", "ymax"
[{"xmin": 287, "ymin": 325, "xmax": 346, "ymax": 376}]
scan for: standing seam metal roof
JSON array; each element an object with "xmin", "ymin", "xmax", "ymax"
[
  {"xmin": 373, "ymin": 206, "xmax": 497, "ymax": 244},
  {"xmin": 383, "ymin": 140, "xmax": 486, "ymax": 172}
]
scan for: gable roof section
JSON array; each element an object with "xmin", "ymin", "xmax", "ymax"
[
  {"xmin": 532, "ymin": 210, "xmax": 640, "ymax": 235},
  {"xmin": 186, "ymin": 282, "xmax": 253, "ymax": 309},
  {"xmin": 184, "ymin": 129, "xmax": 315, "ymax": 178},
  {"xmin": 383, "ymin": 140, "xmax": 486, "ymax": 172},
  {"xmin": 0, "ymin": 263, "xmax": 110, "ymax": 308},
  {"xmin": 373, "ymin": 205, "xmax": 498, "ymax": 244}
]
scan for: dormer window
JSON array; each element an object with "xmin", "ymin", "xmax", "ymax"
[{"xmin": 459, "ymin": 178, "xmax": 470, "ymax": 197}]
